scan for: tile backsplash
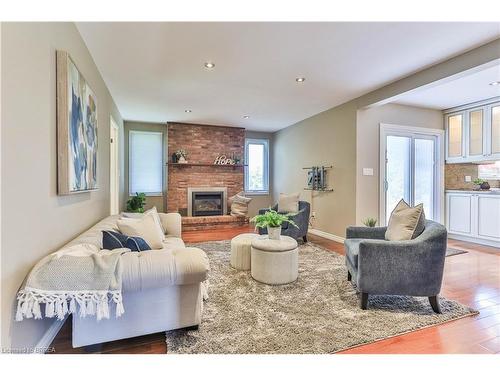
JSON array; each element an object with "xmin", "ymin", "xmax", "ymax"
[{"xmin": 445, "ymin": 163, "xmax": 500, "ymax": 190}]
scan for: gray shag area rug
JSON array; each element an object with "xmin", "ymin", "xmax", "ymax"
[
  {"xmin": 165, "ymin": 240, "xmax": 477, "ymax": 354},
  {"xmin": 446, "ymin": 248, "xmax": 468, "ymax": 257}
]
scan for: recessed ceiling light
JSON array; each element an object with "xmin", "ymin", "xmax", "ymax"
[
  {"xmin": 296, "ymin": 77, "xmax": 305, "ymax": 83},
  {"xmin": 243, "ymin": 115, "xmax": 250, "ymax": 119},
  {"xmin": 184, "ymin": 109, "xmax": 192, "ymax": 113},
  {"xmin": 204, "ymin": 62, "xmax": 215, "ymax": 69},
  {"xmin": 489, "ymin": 81, "xmax": 500, "ymax": 86}
]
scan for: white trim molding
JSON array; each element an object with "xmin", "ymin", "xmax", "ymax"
[
  {"xmin": 309, "ymin": 229, "xmax": 345, "ymax": 244},
  {"xmin": 34, "ymin": 317, "xmax": 67, "ymax": 354},
  {"xmin": 448, "ymin": 233, "xmax": 500, "ymax": 250},
  {"xmin": 244, "ymin": 138, "xmax": 270, "ymax": 194}
]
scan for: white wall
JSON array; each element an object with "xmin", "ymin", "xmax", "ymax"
[
  {"xmin": 1, "ymin": 23, "xmax": 124, "ymax": 349},
  {"xmin": 355, "ymin": 103, "xmax": 443, "ymax": 224}
]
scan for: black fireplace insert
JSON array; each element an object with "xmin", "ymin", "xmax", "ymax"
[{"xmin": 192, "ymin": 192, "xmax": 224, "ymax": 216}]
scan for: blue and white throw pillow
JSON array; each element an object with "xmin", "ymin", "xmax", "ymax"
[
  {"xmin": 102, "ymin": 230, "xmax": 151, "ymax": 252},
  {"xmin": 124, "ymin": 236, "xmax": 151, "ymax": 252}
]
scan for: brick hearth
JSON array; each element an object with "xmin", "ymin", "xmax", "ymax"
[
  {"xmin": 182, "ymin": 215, "xmax": 250, "ymax": 232},
  {"xmin": 167, "ymin": 123, "xmax": 245, "ymax": 228}
]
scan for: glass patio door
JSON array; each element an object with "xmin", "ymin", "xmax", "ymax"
[{"xmin": 384, "ymin": 133, "xmax": 437, "ymax": 224}]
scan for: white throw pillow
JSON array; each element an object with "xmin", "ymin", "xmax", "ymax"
[
  {"xmin": 278, "ymin": 192, "xmax": 300, "ymax": 213},
  {"xmin": 230, "ymin": 194, "xmax": 253, "ymax": 217},
  {"xmin": 121, "ymin": 206, "xmax": 165, "ymax": 240},
  {"xmin": 117, "ymin": 214, "xmax": 164, "ymax": 249},
  {"xmin": 385, "ymin": 199, "xmax": 426, "ymax": 241}
]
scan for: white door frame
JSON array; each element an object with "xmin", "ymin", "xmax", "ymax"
[
  {"xmin": 379, "ymin": 123, "xmax": 445, "ymax": 225},
  {"xmin": 110, "ymin": 116, "xmax": 120, "ymax": 215}
]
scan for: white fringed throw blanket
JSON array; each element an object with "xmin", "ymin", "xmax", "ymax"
[{"xmin": 16, "ymin": 245, "xmax": 130, "ymax": 322}]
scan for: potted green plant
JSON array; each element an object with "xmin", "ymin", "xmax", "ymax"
[
  {"xmin": 251, "ymin": 209, "xmax": 298, "ymax": 240},
  {"xmin": 362, "ymin": 217, "xmax": 377, "ymax": 227},
  {"xmin": 126, "ymin": 192, "xmax": 146, "ymax": 213},
  {"xmin": 175, "ymin": 149, "xmax": 188, "ymax": 163},
  {"xmin": 473, "ymin": 178, "xmax": 485, "ymax": 191}
]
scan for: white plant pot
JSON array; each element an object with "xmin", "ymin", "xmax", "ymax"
[
  {"xmin": 267, "ymin": 226, "xmax": 281, "ymax": 240},
  {"xmin": 178, "ymin": 156, "xmax": 187, "ymax": 164}
]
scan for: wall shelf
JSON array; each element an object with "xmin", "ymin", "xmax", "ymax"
[{"xmin": 167, "ymin": 162, "xmax": 247, "ymax": 167}]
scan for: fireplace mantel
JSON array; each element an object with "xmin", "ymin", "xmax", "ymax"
[{"xmin": 167, "ymin": 122, "xmax": 244, "ymax": 215}]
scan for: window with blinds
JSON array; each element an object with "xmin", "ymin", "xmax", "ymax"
[
  {"xmin": 129, "ymin": 130, "xmax": 163, "ymax": 195},
  {"xmin": 244, "ymin": 138, "xmax": 269, "ymax": 193}
]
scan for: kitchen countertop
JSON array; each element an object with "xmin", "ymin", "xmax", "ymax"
[{"xmin": 446, "ymin": 188, "xmax": 500, "ymax": 195}]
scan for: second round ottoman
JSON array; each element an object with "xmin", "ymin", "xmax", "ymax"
[
  {"xmin": 251, "ymin": 235, "xmax": 298, "ymax": 285},
  {"xmin": 230, "ymin": 233, "xmax": 260, "ymax": 270}
]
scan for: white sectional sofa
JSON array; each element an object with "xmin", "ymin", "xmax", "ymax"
[{"xmin": 59, "ymin": 212, "xmax": 209, "ymax": 348}]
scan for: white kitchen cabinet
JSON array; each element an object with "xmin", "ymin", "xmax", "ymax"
[
  {"xmin": 488, "ymin": 104, "xmax": 500, "ymax": 159},
  {"xmin": 446, "ymin": 191, "xmax": 500, "ymax": 248},
  {"xmin": 447, "ymin": 194, "xmax": 473, "ymax": 235},
  {"xmin": 445, "ymin": 100, "xmax": 500, "ymax": 163},
  {"xmin": 477, "ymin": 195, "xmax": 500, "ymax": 240},
  {"xmin": 466, "ymin": 108, "xmax": 485, "ymax": 160},
  {"xmin": 445, "ymin": 112, "xmax": 465, "ymax": 162}
]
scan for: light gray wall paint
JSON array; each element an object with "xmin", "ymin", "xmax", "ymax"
[
  {"xmin": 244, "ymin": 131, "xmax": 274, "ymax": 217},
  {"xmin": 356, "ymin": 104, "xmax": 443, "ymax": 224},
  {"xmin": 273, "ymin": 101, "xmax": 358, "ymax": 237},
  {"xmin": 1, "ymin": 22, "xmax": 124, "ymax": 349}
]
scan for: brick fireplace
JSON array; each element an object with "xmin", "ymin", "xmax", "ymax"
[{"xmin": 167, "ymin": 123, "xmax": 246, "ymax": 230}]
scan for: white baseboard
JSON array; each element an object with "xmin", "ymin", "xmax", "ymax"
[
  {"xmin": 309, "ymin": 229, "xmax": 345, "ymax": 244},
  {"xmin": 34, "ymin": 317, "xmax": 67, "ymax": 354},
  {"xmin": 448, "ymin": 233, "xmax": 500, "ymax": 249}
]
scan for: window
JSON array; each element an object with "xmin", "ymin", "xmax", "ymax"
[
  {"xmin": 478, "ymin": 161, "xmax": 500, "ymax": 180},
  {"xmin": 245, "ymin": 138, "xmax": 269, "ymax": 193},
  {"xmin": 129, "ymin": 130, "xmax": 163, "ymax": 195}
]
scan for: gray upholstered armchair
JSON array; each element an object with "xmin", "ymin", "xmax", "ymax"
[
  {"xmin": 344, "ymin": 220, "xmax": 447, "ymax": 313},
  {"xmin": 257, "ymin": 201, "xmax": 310, "ymax": 242}
]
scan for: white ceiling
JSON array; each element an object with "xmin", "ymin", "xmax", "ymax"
[
  {"xmin": 76, "ymin": 22, "xmax": 500, "ymax": 131},
  {"xmin": 394, "ymin": 63, "xmax": 500, "ymax": 109}
]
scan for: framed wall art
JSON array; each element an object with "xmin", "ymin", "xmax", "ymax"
[{"xmin": 56, "ymin": 50, "xmax": 98, "ymax": 194}]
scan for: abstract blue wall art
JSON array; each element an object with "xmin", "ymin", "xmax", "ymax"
[{"xmin": 57, "ymin": 51, "xmax": 98, "ymax": 194}]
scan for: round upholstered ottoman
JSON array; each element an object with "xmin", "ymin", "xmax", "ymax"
[
  {"xmin": 230, "ymin": 233, "xmax": 260, "ymax": 270},
  {"xmin": 251, "ymin": 235, "xmax": 298, "ymax": 285}
]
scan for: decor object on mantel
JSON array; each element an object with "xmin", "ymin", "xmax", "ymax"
[
  {"xmin": 126, "ymin": 192, "xmax": 146, "ymax": 213},
  {"xmin": 303, "ymin": 166, "xmax": 333, "ymax": 192},
  {"xmin": 175, "ymin": 149, "xmax": 188, "ymax": 163},
  {"xmin": 214, "ymin": 153, "xmax": 243, "ymax": 166},
  {"xmin": 473, "ymin": 178, "xmax": 490, "ymax": 190},
  {"xmin": 251, "ymin": 209, "xmax": 298, "ymax": 240},
  {"xmin": 56, "ymin": 50, "xmax": 98, "ymax": 195}
]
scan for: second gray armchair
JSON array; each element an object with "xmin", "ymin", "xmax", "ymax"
[{"xmin": 344, "ymin": 220, "xmax": 447, "ymax": 313}]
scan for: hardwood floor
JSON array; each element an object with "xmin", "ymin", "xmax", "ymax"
[{"xmin": 50, "ymin": 227, "xmax": 500, "ymax": 354}]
